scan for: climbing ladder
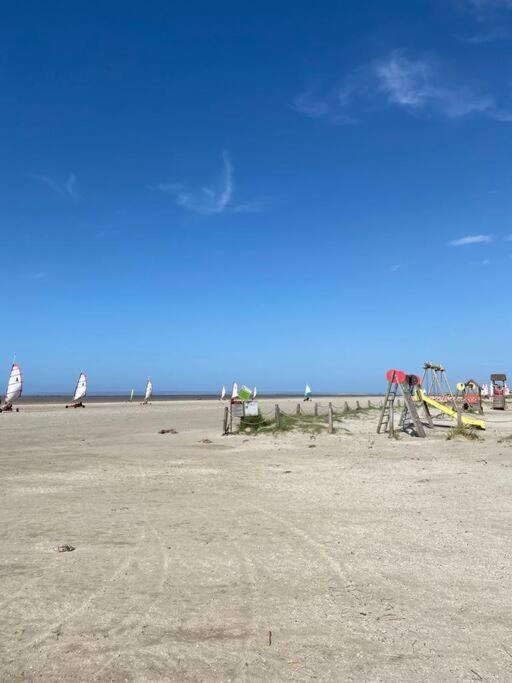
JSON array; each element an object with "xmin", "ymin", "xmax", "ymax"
[
  {"xmin": 377, "ymin": 370, "xmax": 427, "ymax": 438},
  {"xmin": 377, "ymin": 376, "xmax": 400, "ymax": 435}
]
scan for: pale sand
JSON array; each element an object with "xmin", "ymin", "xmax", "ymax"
[{"xmin": 1, "ymin": 397, "xmax": 512, "ymax": 681}]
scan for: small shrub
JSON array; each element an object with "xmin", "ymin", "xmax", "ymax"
[
  {"xmin": 237, "ymin": 410, "xmax": 350, "ymax": 436},
  {"xmin": 446, "ymin": 425, "xmax": 481, "ymax": 441},
  {"xmin": 238, "ymin": 414, "xmax": 274, "ymax": 434}
]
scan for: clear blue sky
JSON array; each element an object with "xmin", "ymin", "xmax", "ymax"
[{"xmin": 2, "ymin": 0, "xmax": 512, "ymax": 394}]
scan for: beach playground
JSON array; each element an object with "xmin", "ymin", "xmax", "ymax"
[{"xmin": 2, "ymin": 397, "xmax": 512, "ymax": 681}]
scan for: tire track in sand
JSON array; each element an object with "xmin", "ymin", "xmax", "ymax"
[
  {"xmin": 238, "ymin": 497, "xmax": 366, "ymax": 613},
  {"xmin": 15, "ymin": 462, "xmax": 155, "ymax": 656},
  {"xmin": 90, "ymin": 522, "xmax": 168, "ymax": 679},
  {"xmin": 92, "ymin": 498, "xmax": 257, "ymax": 680},
  {"xmin": 70, "ymin": 462, "xmax": 169, "ymax": 679}
]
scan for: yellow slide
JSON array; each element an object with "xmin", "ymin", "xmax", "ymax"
[{"xmin": 416, "ymin": 389, "xmax": 485, "ymax": 430}]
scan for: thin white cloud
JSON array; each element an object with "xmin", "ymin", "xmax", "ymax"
[
  {"xmin": 456, "ymin": 26, "xmax": 511, "ymax": 43},
  {"xmin": 294, "ymin": 50, "xmax": 512, "ymax": 123},
  {"xmin": 96, "ymin": 228, "xmax": 121, "ymax": 239},
  {"xmin": 36, "ymin": 175, "xmax": 64, "ymax": 195},
  {"xmin": 22, "ymin": 272, "xmax": 48, "ymax": 280},
  {"xmin": 389, "ymin": 264, "xmax": 401, "ymax": 272},
  {"xmin": 158, "ymin": 152, "xmax": 232, "ymax": 214},
  {"xmin": 65, "ymin": 173, "xmax": 79, "ymax": 199},
  {"xmin": 32, "ymin": 173, "xmax": 79, "ymax": 199},
  {"xmin": 293, "ymin": 92, "xmax": 333, "ymax": 119},
  {"xmin": 292, "ymin": 88, "xmax": 356, "ymax": 124},
  {"xmin": 376, "ymin": 51, "xmax": 499, "ymax": 119},
  {"xmin": 449, "ymin": 234, "xmax": 493, "ymax": 246},
  {"xmin": 456, "ymin": 0, "xmax": 512, "ymax": 39},
  {"xmin": 158, "ymin": 152, "xmax": 258, "ymax": 215},
  {"xmin": 462, "ymin": 0, "xmax": 512, "ymax": 14},
  {"xmin": 376, "ymin": 53, "xmax": 432, "ymax": 108}
]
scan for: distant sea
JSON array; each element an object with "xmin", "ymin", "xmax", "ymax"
[
  {"xmin": 19, "ymin": 394, "xmax": 219, "ymax": 404},
  {"xmin": 18, "ymin": 392, "xmax": 380, "ymax": 404}
]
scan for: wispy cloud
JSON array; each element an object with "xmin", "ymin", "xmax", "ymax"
[
  {"xmin": 294, "ymin": 50, "xmax": 512, "ymax": 123},
  {"xmin": 460, "ymin": 0, "xmax": 512, "ymax": 18},
  {"xmin": 456, "ymin": 0, "xmax": 512, "ymax": 41},
  {"xmin": 32, "ymin": 173, "xmax": 80, "ymax": 199},
  {"xmin": 21, "ymin": 271, "xmax": 48, "ymax": 280},
  {"xmin": 157, "ymin": 151, "xmax": 257, "ymax": 215},
  {"xmin": 293, "ymin": 89, "xmax": 356, "ymax": 124},
  {"xmin": 456, "ymin": 25, "xmax": 511, "ymax": 43},
  {"xmin": 96, "ymin": 228, "xmax": 121, "ymax": 239},
  {"xmin": 376, "ymin": 53, "xmax": 432, "ymax": 108},
  {"xmin": 376, "ymin": 51, "xmax": 499, "ymax": 118},
  {"xmin": 64, "ymin": 173, "xmax": 78, "ymax": 199},
  {"xmin": 293, "ymin": 92, "xmax": 330, "ymax": 119},
  {"xmin": 449, "ymin": 234, "xmax": 493, "ymax": 246},
  {"xmin": 292, "ymin": 84, "xmax": 357, "ymax": 124},
  {"xmin": 389, "ymin": 264, "xmax": 401, "ymax": 272}
]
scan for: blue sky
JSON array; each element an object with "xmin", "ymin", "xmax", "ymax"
[{"xmin": 2, "ymin": 0, "xmax": 512, "ymax": 394}]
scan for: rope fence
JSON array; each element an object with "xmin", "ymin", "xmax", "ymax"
[
  {"xmin": 223, "ymin": 397, "xmax": 512, "ymax": 436},
  {"xmin": 223, "ymin": 399, "xmax": 382, "ymax": 436}
]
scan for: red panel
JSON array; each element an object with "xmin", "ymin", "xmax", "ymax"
[{"xmin": 386, "ymin": 369, "xmax": 406, "ymax": 384}]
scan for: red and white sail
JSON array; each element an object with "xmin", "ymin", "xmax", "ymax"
[
  {"xmin": 73, "ymin": 372, "xmax": 87, "ymax": 403},
  {"xmin": 145, "ymin": 379, "xmax": 153, "ymax": 401},
  {"xmin": 4, "ymin": 363, "xmax": 22, "ymax": 406}
]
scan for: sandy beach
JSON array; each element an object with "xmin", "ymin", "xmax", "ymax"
[{"xmin": 1, "ymin": 397, "xmax": 512, "ymax": 681}]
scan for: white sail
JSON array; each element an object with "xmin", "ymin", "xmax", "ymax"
[
  {"xmin": 4, "ymin": 363, "xmax": 22, "ymax": 405},
  {"xmin": 253, "ymin": 386, "xmax": 257, "ymax": 398},
  {"xmin": 231, "ymin": 382, "xmax": 239, "ymax": 399},
  {"xmin": 145, "ymin": 379, "xmax": 153, "ymax": 401},
  {"xmin": 73, "ymin": 372, "xmax": 87, "ymax": 402},
  {"xmin": 130, "ymin": 388, "xmax": 134, "ymax": 401},
  {"xmin": 305, "ymin": 384, "xmax": 312, "ymax": 397},
  {"xmin": 220, "ymin": 385, "xmax": 226, "ymax": 400}
]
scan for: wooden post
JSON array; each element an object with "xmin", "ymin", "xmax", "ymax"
[
  {"xmin": 368, "ymin": 400, "xmax": 372, "ymax": 408},
  {"xmin": 223, "ymin": 406, "xmax": 229, "ymax": 435},
  {"xmin": 388, "ymin": 400, "xmax": 394, "ymax": 439},
  {"xmin": 401, "ymin": 382, "xmax": 426, "ymax": 438},
  {"xmin": 356, "ymin": 400, "xmax": 361, "ymax": 410},
  {"xmin": 397, "ymin": 399, "xmax": 401, "ymax": 408},
  {"xmin": 344, "ymin": 401, "xmax": 349, "ymax": 412},
  {"xmin": 230, "ymin": 405, "xmax": 233, "ymax": 433},
  {"xmin": 275, "ymin": 404, "xmax": 281, "ymax": 429},
  {"xmin": 328, "ymin": 403, "xmax": 334, "ymax": 434},
  {"xmin": 314, "ymin": 402, "xmax": 318, "ymax": 416},
  {"xmin": 296, "ymin": 403, "xmax": 301, "ymax": 415},
  {"xmin": 457, "ymin": 408, "xmax": 462, "ymax": 428}
]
